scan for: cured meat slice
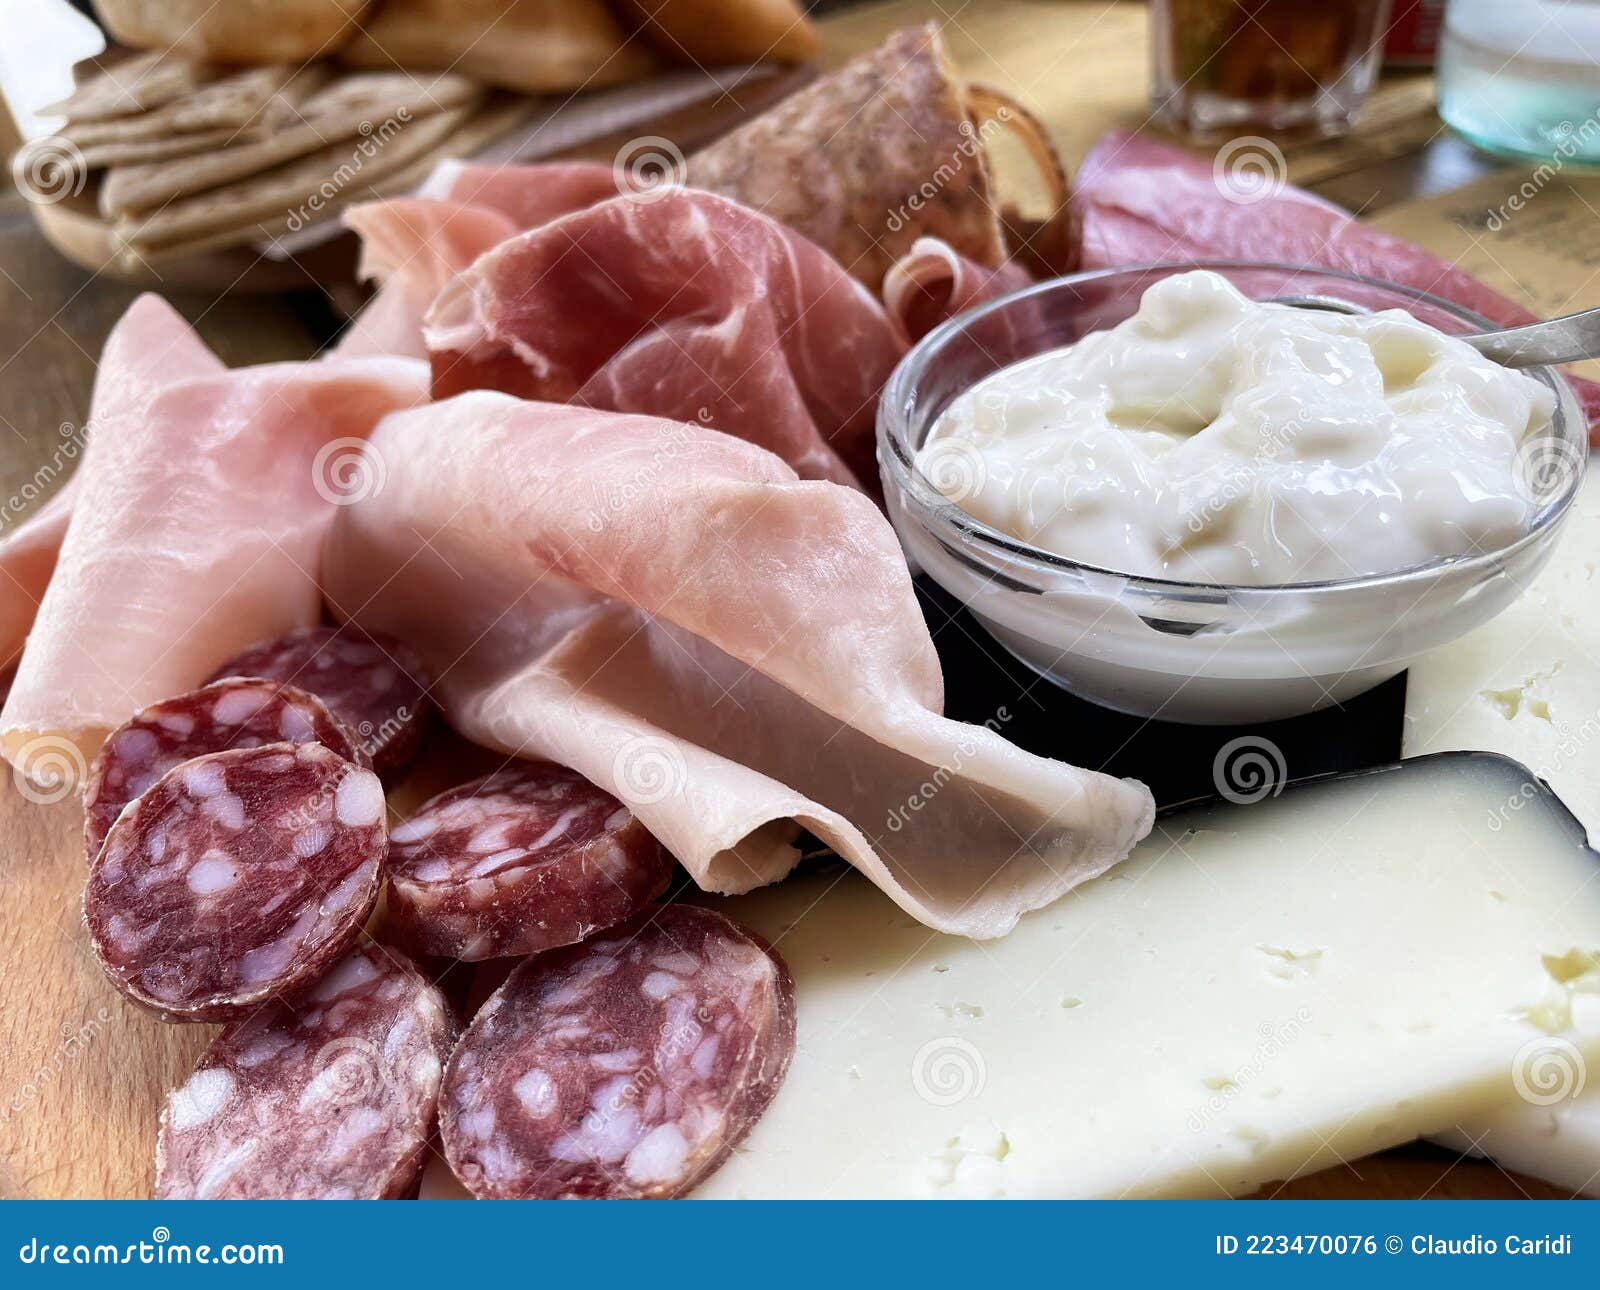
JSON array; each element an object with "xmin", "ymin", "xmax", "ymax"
[
  {"xmin": 323, "ymin": 395, "xmax": 1154, "ymax": 940},
  {"xmin": 882, "ymin": 236, "xmax": 1033, "ymax": 345},
  {"xmin": 0, "ymin": 295, "xmax": 223, "ymax": 675},
  {"xmin": 687, "ymin": 24, "xmax": 1006, "ymax": 290},
  {"xmin": 155, "ymin": 943, "xmax": 453, "ymax": 1199},
  {"xmin": 0, "ymin": 291, "xmax": 426, "ymax": 781},
  {"xmin": 1073, "ymin": 130, "xmax": 1600, "ymax": 437},
  {"xmin": 207, "ymin": 625, "xmax": 431, "ymax": 777},
  {"xmin": 337, "ymin": 198, "xmax": 519, "ymax": 360},
  {"xmin": 336, "ymin": 161, "xmax": 622, "ymax": 360},
  {"xmin": 82, "ymin": 678, "xmax": 367, "ymax": 864},
  {"xmin": 386, "ymin": 762, "xmax": 672, "ymax": 961},
  {"xmin": 84, "ymin": 742, "xmax": 387, "ymax": 1022},
  {"xmin": 424, "ymin": 189, "xmax": 904, "ymax": 491},
  {"xmin": 440, "ymin": 904, "xmax": 794, "ymax": 1199}
]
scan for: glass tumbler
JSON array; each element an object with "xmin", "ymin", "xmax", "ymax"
[{"xmin": 1151, "ymin": 0, "xmax": 1394, "ymax": 140}]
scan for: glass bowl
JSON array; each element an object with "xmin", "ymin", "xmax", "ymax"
[{"xmin": 877, "ymin": 262, "xmax": 1587, "ymax": 725}]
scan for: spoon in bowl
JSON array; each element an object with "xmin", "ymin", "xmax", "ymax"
[{"xmin": 1270, "ymin": 294, "xmax": 1600, "ymax": 367}]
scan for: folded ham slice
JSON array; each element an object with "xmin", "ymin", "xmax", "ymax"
[
  {"xmin": 337, "ymin": 161, "xmax": 620, "ymax": 359},
  {"xmin": 0, "ymin": 297, "xmax": 223, "ymax": 673},
  {"xmin": 425, "ymin": 189, "xmax": 905, "ymax": 490},
  {"xmin": 322, "ymin": 393, "xmax": 1154, "ymax": 939},
  {"xmin": 1, "ymin": 295, "xmax": 427, "ymax": 781},
  {"xmin": 338, "ymin": 199, "xmax": 519, "ymax": 359},
  {"xmin": 1075, "ymin": 131, "xmax": 1600, "ymax": 435},
  {"xmin": 883, "ymin": 236, "xmax": 1033, "ymax": 346}
]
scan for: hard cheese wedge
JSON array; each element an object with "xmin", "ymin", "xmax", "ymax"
[
  {"xmin": 1433, "ymin": 1103, "xmax": 1600, "ymax": 1197},
  {"xmin": 1407, "ymin": 480, "xmax": 1600, "ymax": 1195},
  {"xmin": 694, "ymin": 753, "xmax": 1600, "ymax": 1198},
  {"xmin": 1406, "ymin": 469, "xmax": 1600, "ymax": 838}
]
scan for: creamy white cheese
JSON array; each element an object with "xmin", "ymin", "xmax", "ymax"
[{"xmin": 919, "ymin": 270, "xmax": 1556, "ymax": 584}]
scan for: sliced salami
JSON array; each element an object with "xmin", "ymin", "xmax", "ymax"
[
  {"xmin": 156, "ymin": 943, "xmax": 454, "ymax": 1199},
  {"xmin": 82, "ymin": 677, "xmax": 367, "ymax": 864},
  {"xmin": 386, "ymin": 762, "xmax": 673, "ymax": 961},
  {"xmin": 84, "ymin": 742, "xmax": 387, "ymax": 1022},
  {"xmin": 440, "ymin": 904, "xmax": 795, "ymax": 1199},
  {"xmin": 207, "ymin": 625, "xmax": 431, "ymax": 777}
]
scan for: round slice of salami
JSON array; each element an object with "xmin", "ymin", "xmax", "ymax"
[
  {"xmin": 156, "ymin": 943, "xmax": 454, "ymax": 1199},
  {"xmin": 386, "ymin": 762, "xmax": 673, "ymax": 961},
  {"xmin": 85, "ymin": 742, "xmax": 387, "ymax": 1022},
  {"xmin": 207, "ymin": 625, "xmax": 431, "ymax": 777},
  {"xmin": 82, "ymin": 678, "xmax": 367, "ymax": 865},
  {"xmin": 440, "ymin": 904, "xmax": 795, "ymax": 1199}
]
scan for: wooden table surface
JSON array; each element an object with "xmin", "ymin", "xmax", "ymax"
[{"xmin": 0, "ymin": 0, "xmax": 1585, "ymax": 1200}]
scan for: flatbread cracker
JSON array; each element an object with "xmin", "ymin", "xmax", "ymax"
[
  {"xmin": 41, "ymin": 50, "xmax": 217, "ymax": 123},
  {"xmin": 100, "ymin": 71, "xmax": 480, "ymax": 216},
  {"xmin": 114, "ymin": 98, "xmax": 533, "ymax": 267},
  {"xmin": 115, "ymin": 101, "xmax": 482, "ymax": 251}
]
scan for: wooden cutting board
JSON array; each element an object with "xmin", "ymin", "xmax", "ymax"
[{"xmin": 0, "ymin": 0, "xmax": 1581, "ymax": 1200}]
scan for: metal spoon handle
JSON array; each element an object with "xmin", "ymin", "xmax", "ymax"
[{"xmin": 1462, "ymin": 307, "xmax": 1600, "ymax": 368}]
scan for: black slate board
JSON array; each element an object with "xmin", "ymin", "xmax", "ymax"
[{"xmin": 915, "ymin": 576, "xmax": 1406, "ymax": 808}]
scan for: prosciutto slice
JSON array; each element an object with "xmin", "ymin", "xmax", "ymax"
[
  {"xmin": 2, "ymin": 295, "xmax": 426, "ymax": 780},
  {"xmin": 322, "ymin": 393, "xmax": 1154, "ymax": 939},
  {"xmin": 1075, "ymin": 131, "xmax": 1600, "ymax": 434},
  {"xmin": 426, "ymin": 189, "xmax": 904, "ymax": 490},
  {"xmin": 0, "ymin": 297, "xmax": 222, "ymax": 671},
  {"xmin": 336, "ymin": 161, "xmax": 620, "ymax": 360}
]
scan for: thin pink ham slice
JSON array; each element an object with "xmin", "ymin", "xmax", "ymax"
[
  {"xmin": 1, "ymin": 296, "xmax": 427, "ymax": 782},
  {"xmin": 1075, "ymin": 131, "xmax": 1600, "ymax": 435},
  {"xmin": 424, "ymin": 190, "xmax": 904, "ymax": 492},
  {"xmin": 337, "ymin": 199, "xmax": 520, "ymax": 360},
  {"xmin": 335, "ymin": 161, "xmax": 620, "ymax": 360},
  {"xmin": 322, "ymin": 393, "xmax": 1154, "ymax": 939},
  {"xmin": 882, "ymin": 236, "xmax": 1033, "ymax": 346},
  {"xmin": 0, "ymin": 297, "xmax": 224, "ymax": 669}
]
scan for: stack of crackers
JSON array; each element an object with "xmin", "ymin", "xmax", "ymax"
[
  {"xmin": 14, "ymin": 0, "xmax": 816, "ymax": 272},
  {"xmin": 27, "ymin": 55, "xmax": 529, "ymax": 267}
]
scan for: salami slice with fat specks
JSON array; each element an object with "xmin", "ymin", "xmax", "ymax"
[
  {"xmin": 85, "ymin": 742, "xmax": 387, "ymax": 1022},
  {"xmin": 440, "ymin": 904, "xmax": 795, "ymax": 1199},
  {"xmin": 386, "ymin": 762, "xmax": 673, "ymax": 961},
  {"xmin": 207, "ymin": 625, "xmax": 431, "ymax": 776},
  {"xmin": 156, "ymin": 944, "xmax": 454, "ymax": 1199},
  {"xmin": 82, "ymin": 678, "xmax": 367, "ymax": 864}
]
